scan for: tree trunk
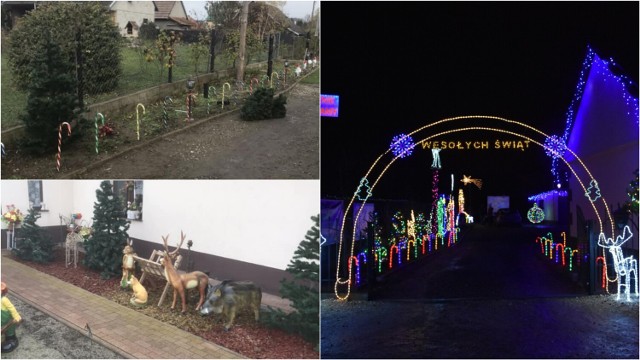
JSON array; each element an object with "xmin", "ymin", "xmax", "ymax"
[{"xmin": 236, "ymin": 1, "xmax": 250, "ymax": 84}]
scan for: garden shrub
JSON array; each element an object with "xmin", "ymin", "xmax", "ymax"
[
  {"xmin": 12, "ymin": 208, "xmax": 54, "ymax": 263},
  {"xmin": 240, "ymin": 87, "xmax": 287, "ymax": 121}
]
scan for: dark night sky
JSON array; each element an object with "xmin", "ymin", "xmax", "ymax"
[{"xmin": 320, "ymin": 1, "xmax": 639, "ymax": 216}]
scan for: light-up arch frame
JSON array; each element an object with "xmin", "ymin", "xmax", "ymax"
[{"xmin": 335, "ymin": 115, "xmax": 622, "ymax": 300}]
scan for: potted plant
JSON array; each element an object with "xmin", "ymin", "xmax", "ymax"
[{"xmin": 127, "ymin": 202, "xmax": 140, "ymax": 220}]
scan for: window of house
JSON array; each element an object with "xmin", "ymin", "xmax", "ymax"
[
  {"xmin": 126, "ymin": 22, "xmax": 133, "ymax": 35},
  {"xmin": 143, "ymin": 18, "xmax": 148, "ymax": 24},
  {"xmin": 27, "ymin": 180, "xmax": 43, "ymax": 210},
  {"xmin": 113, "ymin": 180, "xmax": 143, "ymax": 221}
]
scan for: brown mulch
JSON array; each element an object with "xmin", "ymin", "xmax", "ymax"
[{"xmin": 9, "ymin": 248, "xmax": 318, "ymax": 359}]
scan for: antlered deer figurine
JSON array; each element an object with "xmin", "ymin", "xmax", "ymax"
[{"xmin": 161, "ymin": 231, "xmax": 210, "ymax": 313}]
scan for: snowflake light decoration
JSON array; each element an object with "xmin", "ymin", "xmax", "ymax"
[
  {"xmin": 544, "ymin": 135, "xmax": 567, "ymax": 159},
  {"xmin": 527, "ymin": 203, "xmax": 545, "ymax": 224},
  {"xmin": 390, "ymin": 133, "xmax": 415, "ymax": 158}
]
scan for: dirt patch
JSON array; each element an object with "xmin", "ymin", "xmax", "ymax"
[
  {"xmin": 1, "ymin": 74, "xmax": 319, "ymax": 180},
  {"xmin": 9, "ymin": 248, "xmax": 318, "ymax": 359}
]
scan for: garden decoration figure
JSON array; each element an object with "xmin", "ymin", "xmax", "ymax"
[
  {"xmin": 294, "ymin": 64, "xmax": 302, "ymax": 77},
  {"xmin": 160, "ymin": 231, "xmax": 210, "ymax": 313},
  {"xmin": 200, "ymin": 280, "xmax": 262, "ymax": 331},
  {"xmin": 64, "ymin": 213, "xmax": 85, "ymax": 268},
  {"xmin": 95, "ymin": 113, "xmax": 105, "ymax": 154},
  {"xmin": 431, "ymin": 148, "xmax": 442, "ymax": 169},
  {"xmin": 162, "ymin": 96, "xmax": 173, "ymax": 127},
  {"xmin": 135, "ymin": 103, "xmax": 145, "ymax": 140},
  {"xmin": 127, "ymin": 276, "xmax": 148, "ymax": 307},
  {"xmin": 597, "ymin": 226, "xmax": 638, "ymax": 301},
  {"xmin": 56, "ymin": 122, "xmax": 72, "ymax": 172},
  {"xmin": 121, "ymin": 239, "xmax": 137, "ymax": 288},
  {"xmin": 221, "ymin": 82, "xmax": 231, "ymax": 110},
  {"xmin": 2, "ymin": 205, "xmax": 23, "ymax": 250},
  {"xmin": 284, "ymin": 59, "xmax": 289, "ymax": 85},
  {"xmin": 249, "ymin": 78, "xmax": 259, "ymax": 95},
  {"xmin": 1, "ymin": 282, "xmax": 22, "ymax": 353},
  {"xmin": 186, "ymin": 77, "xmax": 196, "ymax": 122}
]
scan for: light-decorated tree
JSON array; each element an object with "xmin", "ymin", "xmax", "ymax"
[
  {"xmin": 12, "ymin": 208, "xmax": 54, "ymax": 263},
  {"xmin": 265, "ymin": 215, "xmax": 319, "ymax": 348},
  {"xmin": 623, "ymin": 169, "xmax": 639, "ymax": 231},
  {"xmin": 83, "ymin": 181, "xmax": 130, "ymax": 279}
]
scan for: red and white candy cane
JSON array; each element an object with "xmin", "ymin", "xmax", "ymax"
[
  {"xmin": 56, "ymin": 122, "xmax": 72, "ymax": 172},
  {"xmin": 250, "ymin": 78, "xmax": 259, "ymax": 94}
]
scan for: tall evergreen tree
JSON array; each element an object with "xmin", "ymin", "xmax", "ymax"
[
  {"xmin": 20, "ymin": 30, "xmax": 77, "ymax": 154},
  {"xmin": 12, "ymin": 208, "xmax": 54, "ymax": 263},
  {"xmin": 265, "ymin": 215, "xmax": 319, "ymax": 348},
  {"xmin": 83, "ymin": 181, "xmax": 130, "ymax": 279}
]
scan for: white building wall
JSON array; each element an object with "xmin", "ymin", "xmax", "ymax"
[{"xmin": 2, "ymin": 180, "xmax": 320, "ymax": 270}]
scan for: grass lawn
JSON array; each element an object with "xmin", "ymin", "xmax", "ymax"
[
  {"xmin": 300, "ymin": 67, "xmax": 319, "ymax": 84},
  {"xmin": 2, "ymin": 43, "xmax": 270, "ymax": 130}
]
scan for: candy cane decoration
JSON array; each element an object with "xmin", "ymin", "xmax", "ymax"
[
  {"xmin": 56, "ymin": 122, "xmax": 72, "ymax": 172},
  {"xmin": 135, "ymin": 103, "xmax": 145, "ymax": 140},
  {"xmin": 249, "ymin": 78, "xmax": 259, "ymax": 94},
  {"xmin": 95, "ymin": 113, "xmax": 105, "ymax": 154},
  {"xmin": 222, "ymin": 82, "xmax": 231, "ymax": 110},
  {"xmin": 270, "ymin": 72, "xmax": 279, "ymax": 89},
  {"xmin": 162, "ymin": 96, "xmax": 172, "ymax": 127},
  {"xmin": 207, "ymin": 87, "xmax": 216, "ymax": 114}
]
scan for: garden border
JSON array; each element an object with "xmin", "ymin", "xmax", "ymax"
[{"xmin": 60, "ymin": 68, "xmax": 318, "ymax": 179}]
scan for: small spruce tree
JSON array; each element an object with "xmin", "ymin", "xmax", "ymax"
[
  {"xmin": 265, "ymin": 215, "xmax": 319, "ymax": 348},
  {"xmin": 12, "ymin": 208, "xmax": 54, "ymax": 263},
  {"xmin": 240, "ymin": 87, "xmax": 287, "ymax": 121},
  {"xmin": 83, "ymin": 181, "xmax": 130, "ymax": 279}
]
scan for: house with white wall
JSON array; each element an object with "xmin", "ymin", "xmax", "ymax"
[
  {"xmin": 108, "ymin": 1, "xmax": 156, "ymax": 38},
  {"xmin": 560, "ymin": 46, "xmax": 639, "ymax": 251},
  {"xmin": 1, "ymin": 180, "xmax": 320, "ymax": 294}
]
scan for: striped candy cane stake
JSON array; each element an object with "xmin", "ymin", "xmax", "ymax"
[
  {"xmin": 136, "ymin": 103, "xmax": 145, "ymax": 140},
  {"xmin": 95, "ymin": 112, "xmax": 105, "ymax": 154},
  {"xmin": 56, "ymin": 122, "xmax": 72, "ymax": 172},
  {"xmin": 222, "ymin": 82, "xmax": 231, "ymax": 110},
  {"xmin": 270, "ymin": 72, "xmax": 279, "ymax": 89}
]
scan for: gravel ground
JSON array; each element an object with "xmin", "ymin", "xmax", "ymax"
[
  {"xmin": 321, "ymin": 225, "xmax": 639, "ymax": 359},
  {"xmin": 1, "ymin": 294, "xmax": 123, "ymax": 359}
]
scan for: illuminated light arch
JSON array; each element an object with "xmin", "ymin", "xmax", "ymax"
[{"xmin": 335, "ymin": 115, "xmax": 622, "ymax": 301}]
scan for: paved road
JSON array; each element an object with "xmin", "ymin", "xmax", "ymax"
[{"xmin": 321, "ymin": 225, "xmax": 639, "ymax": 359}]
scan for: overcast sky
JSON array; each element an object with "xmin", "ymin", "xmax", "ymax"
[{"xmin": 183, "ymin": 1, "xmax": 317, "ymax": 20}]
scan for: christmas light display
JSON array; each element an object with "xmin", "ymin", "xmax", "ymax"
[
  {"xmin": 527, "ymin": 190, "xmax": 568, "ymax": 202},
  {"xmin": 407, "ymin": 239, "xmax": 416, "ymax": 260},
  {"xmin": 430, "ymin": 170, "xmax": 440, "ymax": 235},
  {"xmin": 334, "ymin": 115, "xmax": 617, "ymax": 301},
  {"xmin": 354, "ymin": 177, "xmax": 373, "ymax": 201},
  {"xmin": 543, "ymin": 135, "xmax": 567, "ymax": 159},
  {"xmin": 597, "ymin": 226, "xmax": 638, "ymax": 301},
  {"xmin": 460, "ymin": 175, "xmax": 482, "ymax": 189},
  {"xmin": 585, "ymin": 180, "xmax": 602, "ymax": 202},
  {"xmin": 431, "ymin": 148, "xmax": 442, "ymax": 169},
  {"xmin": 527, "ymin": 203, "xmax": 545, "ymax": 223},
  {"xmin": 348, "ymin": 256, "xmax": 359, "ymax": 285},
  {"xmin": 390, "ymin": 133, "xmax": 415, "ymax": 158}
]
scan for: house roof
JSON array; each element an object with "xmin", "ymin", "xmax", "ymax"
[
  {"xmin": 169, "ymin": 16, "xmax": 197, "ymax": 27},
  {"xmin": 154, "ymin": 1, "xmax": 176, "ymax": 19}
]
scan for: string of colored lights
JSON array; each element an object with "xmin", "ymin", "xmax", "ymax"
[
  {"xmin": 334, "ymin": 115, "xmax": 616, "ymax": 300},
  {"xmin": 528, "ymin": 190, "xmax": 568, "ymax": 202},
  {"xmin": 527, "ymin": 203, "xmax": 545, "ymax": 223}
]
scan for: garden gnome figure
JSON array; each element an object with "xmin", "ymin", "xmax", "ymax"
[
  {"xmin": 121, "ymin": 239, "xmax": 136, "ymax": 288},
  {"xmin": 295, "ymin": 64, "xmax": 302, "ymax": 77},
  {"xmin": 1, "ymin": 282, "xmax": 22, "ymax": 353}
]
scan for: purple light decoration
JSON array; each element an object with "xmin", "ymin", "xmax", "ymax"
[
  {"xmin": 550, "ymin": 46, "xmax": 639, "ymax": 186},
  {"xmin": 528, "ymin": 189, "xmax": 568, "ymax": 202},
  {"xmin": 390, "ymin": 133, "xmax": 415, "ymax": 158}
]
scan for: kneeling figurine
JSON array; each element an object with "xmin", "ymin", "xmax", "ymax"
[{"xmin": 127, "ymin": 276, "xmax": 148, "ymax": 307}]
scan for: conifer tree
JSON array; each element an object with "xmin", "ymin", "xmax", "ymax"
[
  {"xmin": 83, "ymin": 181, "xmax": 130, "ymax": 279},
  {"xmin": 20, "ymin": 30, "xmax": 77, "ymax": 154},
  {"xmin": 12, "ymin": 208, "xmax": 54, "ymax": 263},
  {"xmin": 265, "ymin": 215, "xmax": 319, "ymax": 348}
]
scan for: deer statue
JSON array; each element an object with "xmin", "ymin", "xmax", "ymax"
[
  {"xmin": 160, "ymin": 231, "xmax": 210, "ymax": 313},
  {"xmin": 597, "ymin": 225, "xmax": 638, "ymax": 301},
  {"xmin": 121, "ymin": 239, "xmax": 137, "ymax": 288}
]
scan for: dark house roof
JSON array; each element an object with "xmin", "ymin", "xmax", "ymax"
[{"xmin": 154, "ymin": 1, "xmax": 176, "ymax": 19}]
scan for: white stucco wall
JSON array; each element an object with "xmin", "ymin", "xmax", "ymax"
[{"xmin": 2, "ymin": 180, "xmax": 320, "ymax": 269}]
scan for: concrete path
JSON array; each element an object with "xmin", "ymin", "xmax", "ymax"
[{"xmin": 1, "ymin": 255, "xmax": 290, "ymax": 358}]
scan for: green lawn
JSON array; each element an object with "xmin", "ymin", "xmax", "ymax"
[
  {"xmin": 300, "ymin": 67, "xmax": 319, "ymax": 84},
  {"xmin": 1, "ymin": 44, "xmax": 270, "ymax": 130}
]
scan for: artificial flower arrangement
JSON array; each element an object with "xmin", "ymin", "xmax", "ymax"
[{"xmin": 2, "ymin": 205, "xmax": 24, "ymax": 225}]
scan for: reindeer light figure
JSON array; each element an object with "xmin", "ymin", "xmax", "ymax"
[
  {"xmin": 598, "ymin": 226, "xmax": 638, "ymax": 301},
  {"xmin": 160, "ymin": 231, "xmax": 210, "ymax": 313}
]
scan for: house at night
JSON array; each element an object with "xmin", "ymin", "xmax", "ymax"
[{"xmin": 546, "ymin": 46, "xmax": 639, "ymax": 251}]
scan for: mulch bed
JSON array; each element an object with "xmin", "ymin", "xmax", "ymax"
[{"xmin": 10, "ymin": 248, "xmax": 318, "ymax": 359}]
